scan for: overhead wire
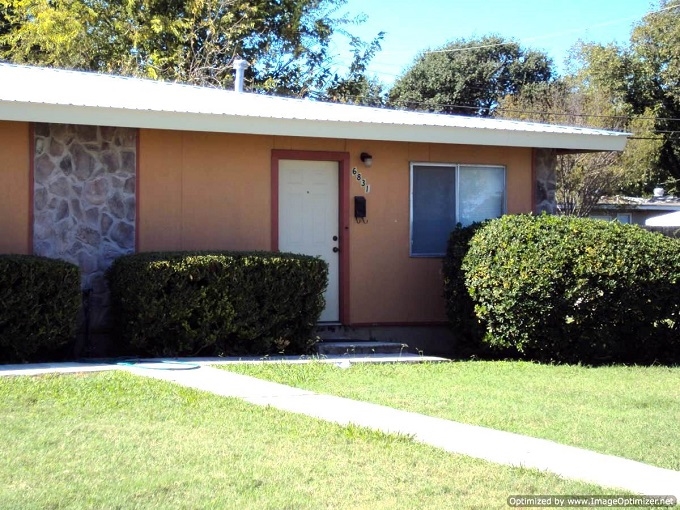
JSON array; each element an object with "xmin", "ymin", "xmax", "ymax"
[
  {"xmin": 327, "ymin": 3, "xmax": 679, "ymax": 84},
  {"xmin": 422, "ymin": 3, "xmax": 678, "ymax": 55},
  {"xmin": 346, "ymin": 94, "xmax": 680, "ymax": 130},
  {"xmin": 317, "ymin": 82, "xmax": 680, "ymax": 128},
  {"xmin": 321, "ymin": 3, "xmax": 680, "ymax": 132}
]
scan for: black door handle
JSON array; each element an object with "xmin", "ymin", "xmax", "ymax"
[{"xmin": 332, "ymin": 247, "xmax": 339, "ymax": 253}]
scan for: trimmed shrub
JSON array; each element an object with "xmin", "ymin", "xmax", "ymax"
[
  {"xmin": 106, "ymin": 251, "xmax": 328, "ymax": 357},
  {"xmin": 0, "ymin": 255, "xmax": 80, "ymax": 363},
  {"xmin": 463, "ymin": 214, "xmax": 680, "ymax": 364},
  {"xmin": 442, "ymin": 222, "xmax": 499, "ymax": 358}
]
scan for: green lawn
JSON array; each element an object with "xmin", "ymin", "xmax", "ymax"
[
  {"xmin": 1, "ymin": 371, "xmax": 619, "ymax": 509},
  {"xmin": 223, "ymin": 360, "xmax": 680, "ymax": 471}
]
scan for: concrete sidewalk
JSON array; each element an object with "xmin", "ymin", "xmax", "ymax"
[
  {"xmin": 2, "ymin": 358, "xmax": 679, "ymax": 498},
  {"xmin": 123, "ymin": 364, "xmax": 680, "ymax": 499}
]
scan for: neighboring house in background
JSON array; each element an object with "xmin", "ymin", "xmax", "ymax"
[
  {"xmin": 589, "ymin": 190, "xmax": 680, "ymax": 225},
  {"xmin": 0, "ymin": 63, "xmax": 628, "ymax": 354}
]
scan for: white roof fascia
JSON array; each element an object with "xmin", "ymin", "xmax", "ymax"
[
  {"xmin": 0, "ymin": 100, "xmax": 629, "ymax": 152},
  {"xmin": 0, "ymin": 63, "xmax": 630, "ymax": 152}
]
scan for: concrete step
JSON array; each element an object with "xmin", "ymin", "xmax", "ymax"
[{"xmin": 316, "ymin": 341, "xmax": 409, "ymax": 356}]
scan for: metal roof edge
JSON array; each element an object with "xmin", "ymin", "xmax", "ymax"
[{"xmin": 0, "ymin": 100, "xmax": 629, "ymax": 151}]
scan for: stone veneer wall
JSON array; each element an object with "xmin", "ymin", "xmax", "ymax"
[
  {"xmin": 534, "ymin": 148, "xmax": 557, "ymax": 214},
  {"xmin": 33, "ymin": 123, "xmax": 136, "ymax": 335}
]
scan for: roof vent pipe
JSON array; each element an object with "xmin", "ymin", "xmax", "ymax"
[
  {"xmin": 232, "ymin": 57, "xmax": 249, "ymax": 93},
  {"xmin": 653, "ymin": 186, "xmax": 665, "ymax": 198}
]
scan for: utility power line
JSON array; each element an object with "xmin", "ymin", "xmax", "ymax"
[
  {"xmin": 329, "ymin": 3, "xmax": 678, "ymax": 83},
  {"xmin": 383, "ymin": 97, "xmax": 680, "ymax": 126},
  {"xmin": 423, "ymin": 3, "xmax": 678, "ymax": 55}
]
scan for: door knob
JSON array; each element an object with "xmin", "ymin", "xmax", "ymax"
[
  {"xmin": 332, "ymin": 235, "xmax": 338, "ymax": 241},
  {"xmin": 333, "ymin": 247, "xmax": 339, "ymax": 253}
]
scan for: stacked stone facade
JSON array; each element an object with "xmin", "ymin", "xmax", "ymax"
[
  {"xmin": 33, "ymin": 123, "xmax": 136, "ymax": 333},
  {"xmin": 534, "ymin": 148, "xmax": 557, "ymax": 215}
]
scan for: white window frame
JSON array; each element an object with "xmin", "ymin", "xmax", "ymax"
[{"xmin": 409, "ymin": 162, "xmax": 506, "ymax": 257}]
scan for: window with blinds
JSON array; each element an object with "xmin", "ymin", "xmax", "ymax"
[{"xmin": 410, "ymin": 163, "xmax": 506, "ymax": 256}]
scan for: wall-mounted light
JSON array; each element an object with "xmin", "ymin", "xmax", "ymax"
[{"xmin": 360, "ymin": 152, "xmax": 373, "ymax": 168}]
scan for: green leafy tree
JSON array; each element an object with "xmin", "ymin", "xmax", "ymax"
[
  {"xmin": 566, "ymin": 1, "xmax": 680, "ymax": 193},
  {"xmin": 322, "ymin": 32, "xmax": 385, "ymax": 106},
  {"xmin": 387, "ymin": 35, "xmax": 553, "ymax": 116},
  {"xmin": 497, "ymin": 41, "xmax": 662, "ymax": 214},
  {"xmin": 626, "ymin": 0, "xmax": 680, "ymax": 190},
  {"xmin": 0, "ymin": 2, "xmax": 13, "ymax": 50},
  {"xmin": 0, "ymin": 0, "xmax": 383, "ymax": 99}
]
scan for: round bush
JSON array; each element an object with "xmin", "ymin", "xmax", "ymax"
[
  {"xmin": 0, "ymin": 255, "xmax": 80, "ymax": 363},
  {"xmin": 462, "ymin": 214, "xmax": 680, "ymax": 364}
]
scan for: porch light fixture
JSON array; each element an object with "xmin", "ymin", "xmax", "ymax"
[{"xmin": 360, "ymin": 152, "xmax": 373, "ymax": 167}]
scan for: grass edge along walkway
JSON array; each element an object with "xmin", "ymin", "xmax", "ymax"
[
  {"xmin": 223, "ymin": 360, "xmax": 680, "ymax": 471},
  {"xmin": 131, "ymin": 364, "xmax": 680, "ymax": 497},
  {"xmin": 1, "ymin": 369, "xmax": 625, "ymax": 510}
]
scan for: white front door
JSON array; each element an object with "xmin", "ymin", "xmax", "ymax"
[{"xmin": 279, "ymin": 160, "xmax": 339, "ymax": 322}]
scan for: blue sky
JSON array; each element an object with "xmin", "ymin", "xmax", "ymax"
[{"xmin": 330, "ymin": 0, "xmax": 656, "ymax": 85}]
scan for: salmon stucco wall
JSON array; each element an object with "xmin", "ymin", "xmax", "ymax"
[
  {"xmin": 344, "ymin": 140, "xmax": 532, "ymax": 325},
  {"xmin": 0, "ymin": 121, "xmax": 30, "ymax": 254},
  {"xmin": 138, "ymin": 130, "xmax": 533, "ymax": 325},
  {"xmin": 138, "ymin": 130, "xmax": 272, "ymax": 252}
]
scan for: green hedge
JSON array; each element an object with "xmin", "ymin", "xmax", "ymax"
[
  {"xmin": 442, "ymin": 222, "xmax": 497, "ymax": 358},
  {"xmin": 106, "ymin": 251, "xmax": 328, "ymax": 357},
  {"xmin": 462, "ymin": 215, "xmax": 680, "ymax": 364},
  {"xmin": 0, "ymin": 255, "xmax": 80, "ymax": 363}
]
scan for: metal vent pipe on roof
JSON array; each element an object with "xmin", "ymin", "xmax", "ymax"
[{"xmin": 232, "ymin": 57, "xmax": 249, "ymax": 93}]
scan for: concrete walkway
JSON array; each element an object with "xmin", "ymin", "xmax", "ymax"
[{"xmin": 2, "ymin": 358, "xmax": 679, "ymax": 498}]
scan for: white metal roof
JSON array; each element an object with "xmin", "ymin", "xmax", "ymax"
[
  {"xmin": 0, "ymin": 63, "xmax": 629, "ymax": 151},
  {"xmin": 646, "ymin": 211, "xmax": 680, "ymax": 226}
]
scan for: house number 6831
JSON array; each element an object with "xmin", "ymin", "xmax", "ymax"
[{"xmin": 351, "ymin": 167, "xmax": 371, "ymax": 193}]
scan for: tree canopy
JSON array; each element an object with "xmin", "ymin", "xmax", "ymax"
[
  {"xmin": 497, "ymin": 71, "xmax": 660, "ymax": 215},
  {"xmin": 591, "ymin": 0, "xmax": 680, "ymax": 191},
  {"xmin": 387, "ymin": 35, "xmax": 553, "ymax": 116},
  {"xmin": 493, "ymin": 0, "xmax": 680, "ymax": 208},
  {"xmin": 0, "ymin": 0, "xmax": 382, "ymax": 99}
]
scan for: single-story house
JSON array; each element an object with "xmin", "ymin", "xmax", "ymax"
[
  {"xmin": 590, "ymin": 191, "xmax": 680, "ymax": 225},
  {"xmin": 0, "ymin": 63, "xmax": 629, "ymax": 353}
]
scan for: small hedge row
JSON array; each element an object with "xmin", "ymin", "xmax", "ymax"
[
  {"xmin": 456, "ymin": 214, "xmax": 680, "ymax": 364},
  {"xmin": 0, "ymin": 255, "xmax": 80, "ymax": 363},
  {"xmin": 106, "ymin": 251, "xmax": 328, "ymax": 357}
]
